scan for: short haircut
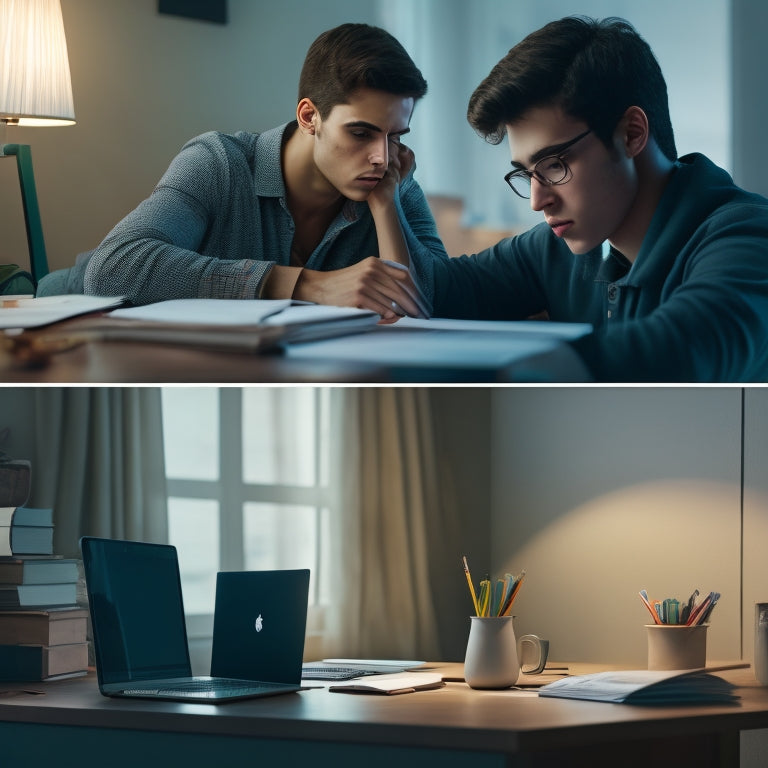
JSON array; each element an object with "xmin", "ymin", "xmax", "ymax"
[
  {"xmin": 298, "ymin": 23, "xmax": 428, "ymax": 118},
  {"xmin": 467, "ymin": 16, "xmax": 677, "ymax": 162}
]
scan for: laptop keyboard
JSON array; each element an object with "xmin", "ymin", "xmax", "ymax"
[
  {"xmin": 123, "ymin": 678, "xmax": 278, "ymax": 697},
  {"xmin": 301, "ymin": 665, "xmax": 381, "ymax": 681}
]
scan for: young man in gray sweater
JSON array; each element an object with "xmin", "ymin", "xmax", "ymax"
[{"xmin": 44, "ymin": 24, "xmax": 446, "ymax": 321}]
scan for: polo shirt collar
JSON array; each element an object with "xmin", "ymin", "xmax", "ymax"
[{"xmin": 253, "ymin": 122, "xmax": 293, "ymax": 197}]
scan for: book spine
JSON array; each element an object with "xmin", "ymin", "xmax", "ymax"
[
  {"xmin": 0, "ymin": 525, "xmax": 11, "ymax": 557},
  {"xmin": 0, "ymin": 615, "xmax": 88, "ymax": 646},
  {"xmin": 0, "ymin": 582, "xmax": 78, "ymax": 608},
  {"xmin": 0, "ymin": 643, "xmax": 89, "ymax": 681}
]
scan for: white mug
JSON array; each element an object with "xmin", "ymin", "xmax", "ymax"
[
  {"xmin": 464, "ymin": 617, "xmax": 549, "ymax": 689},
  {"xmin": 464, "ymin": 616, "xmax": 519, "ymax": 689}
]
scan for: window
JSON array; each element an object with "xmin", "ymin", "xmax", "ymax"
[{"xmin": 161, "ymin": 387, "xmax": 330, "ymax": 648}]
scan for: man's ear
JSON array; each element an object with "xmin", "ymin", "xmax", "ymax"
[
  {"xmin": 297, "ymin": 98, "xmax": 319, "ymax": 135},
  {"xmin": 620, "ymin": 105, "xmax": 649, "ymax": 158}
]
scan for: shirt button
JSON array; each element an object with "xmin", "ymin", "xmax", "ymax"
[{"xmin": 607, "ymin": 284, "xmax": 619, "ymax": 302}]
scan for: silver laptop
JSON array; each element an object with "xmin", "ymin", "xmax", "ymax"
[{"xmin": 80, "ymin": 537, "xmax": 309, "ymax": 703}]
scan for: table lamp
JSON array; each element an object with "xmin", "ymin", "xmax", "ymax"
[{"xmin": 1, "ymin": 0, "xmax": 75, "ymax": 285}]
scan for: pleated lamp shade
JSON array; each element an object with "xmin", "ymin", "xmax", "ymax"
[{"xmin": 0, "ymin": 0, "xmax": 75, "ymax": 126}]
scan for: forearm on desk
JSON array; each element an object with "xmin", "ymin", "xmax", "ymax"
[{"xmin": 261, "ymin": 265, "xmax": 303, "ymax": 299}]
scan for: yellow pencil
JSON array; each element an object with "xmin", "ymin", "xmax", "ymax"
[
  {"xmin": 462, "ymin": 556, "xmax": 480, "ymax": 616},
  {"xmin": 479, "ymin": 579, "xmax": 491, "ymax": 617}
]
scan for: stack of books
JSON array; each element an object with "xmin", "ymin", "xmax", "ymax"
[
  {"xmin": 1, "ymin": 505, "xmax": 54, "ymax": 558},
  {"xmin": 0, "ymin": 505, "xmax": 88, "ymax": 681}
]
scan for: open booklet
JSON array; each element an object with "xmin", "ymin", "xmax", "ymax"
[
  {"xmin": 328, "ymin": 672, "xmax": 445, "ymax": 696},
  {"xmin": 538, "ymin": 664, "xmax": 747, "ymax": 705}
]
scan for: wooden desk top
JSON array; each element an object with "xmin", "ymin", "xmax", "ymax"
[{"xmin": 1, "ymin": 665, "xmax": 767, "ymax": 757}]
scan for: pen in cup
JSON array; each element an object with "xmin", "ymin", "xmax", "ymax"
[
  {"xmin": 638, "ymin": 588, "xmax": 720, "ymax": 626},
  {"xmin": 462, "ymin": 556, "xmax": 526, "ymax": 617},
  {"xmin": 462, "ymin": 556, "xmax": 480, "ymax": 616}
]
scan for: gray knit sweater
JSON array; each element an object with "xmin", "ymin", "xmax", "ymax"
[{"xmin": 81, "ymin": 123, "xmax": 449, "ymax": 306}]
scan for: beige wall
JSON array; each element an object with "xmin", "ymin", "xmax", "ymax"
[
  {"xmin": 490, "ymin": 387, "xmax": 767, "ymax": 671},
  {"xmin": 1, "ymin": 0, "xmax": 380, "ymax": 273},
  {"xmin": 429, "ymin": 387, "xmax": 492, "ymax": 659}
]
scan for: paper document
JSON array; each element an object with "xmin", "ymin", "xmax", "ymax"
[
  {"xmin": 109, "ymin": 298, "xmax": 294, "ymax": 324},
  {"xmin": 0, "ymin": 295, "xmax": 125, "ymax": 330},
  {"xmin": 538, "ymin": 665, "xmax": 745, "ymax": 704},
  {"xmin": 286, "ymin": 326, "xmax": 564, "ymax": 370},
  {"xmin": 109, "ymin": 298, "xmax": 376, "ymax": 327}
]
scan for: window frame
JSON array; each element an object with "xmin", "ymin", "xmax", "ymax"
[{"xmin": 163, "ymin": 387, "xmax": 330, "ymax": 641}]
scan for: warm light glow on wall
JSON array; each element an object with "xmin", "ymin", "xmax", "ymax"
[{"xmin": 498, "ymin": 479, "xmax": 744, "ymax": 666}]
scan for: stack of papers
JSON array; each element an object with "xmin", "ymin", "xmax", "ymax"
[
  {"xmin": 538, "ymin": 666, "xmax": 743, "ymax": 704},
  {"xmin": 104, "ymin": 299, "xmax": 380, "ymax": 349},
  {"xmin": 1, "ymin": 297, "xmax": 379, "ymax": 354}
]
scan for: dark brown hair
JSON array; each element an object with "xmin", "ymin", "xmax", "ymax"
[
  {"xmin": 467, "ymin": 16, "xmax": 677, "ymax": 161},
  {"xmin": 298, "ymin": 23, "xmax": 427, "ymax": 118}
]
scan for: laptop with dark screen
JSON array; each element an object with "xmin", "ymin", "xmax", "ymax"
[
  {"xmin": 210, "ymin": 570, "xmax": 310, "ymax": 684},
  {"xmin": 80, "ymin": 537, "xmax": 308, "ymax": 703}
]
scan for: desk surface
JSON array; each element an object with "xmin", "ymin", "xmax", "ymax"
[
  {"xmin": 1, "ymin": 315, "xmax": 590, "ymax": 384},
  {"xmin": 1, "ymin": 664, "xmax": 767, "ymax": 766}
]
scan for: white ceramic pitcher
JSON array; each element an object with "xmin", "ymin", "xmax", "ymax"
[{"xmin": 464, "ymin": 616, "xmax": 520, "ymax": 689}]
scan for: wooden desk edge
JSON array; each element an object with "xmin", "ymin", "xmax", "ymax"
[{"xmin": 1, "ymin": 664, "xmax": 767, "ymax": 757}]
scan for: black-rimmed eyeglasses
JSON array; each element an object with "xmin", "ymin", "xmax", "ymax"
[{"xmin": 504, "ymin": 129, "xmax": 592, "ymax": 199}]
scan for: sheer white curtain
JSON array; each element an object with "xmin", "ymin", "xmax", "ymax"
[
  {"xmin": 31, "ymin": 388, "xmax": 168, "ymax": 558},
  {"xmin": 325, "ymin": 388, "xmax": 450, "ymax": 660}
]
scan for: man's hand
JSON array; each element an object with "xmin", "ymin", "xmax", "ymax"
[
  {"xmin": 293, "ymin": 257, "xmax": 424, "ymax": 322},
  {"xmin": 366, "ymin": 142, "xmax": 415, "ymax": 215}
]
